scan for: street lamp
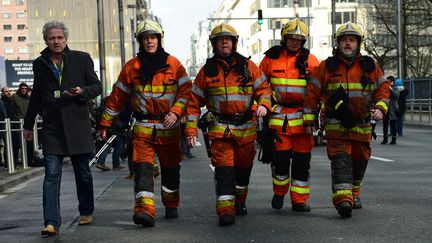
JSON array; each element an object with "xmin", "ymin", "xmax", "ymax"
[{"xmin": 127, "ymin": 4, "xmax": 137, "ymax": 57}]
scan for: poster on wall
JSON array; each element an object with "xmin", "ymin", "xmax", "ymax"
[{"xmin": 5, "ymin": 60, "xmax": 34, "ymax": 88}]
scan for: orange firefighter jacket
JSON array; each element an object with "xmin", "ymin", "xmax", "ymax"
[
  {"xmin": 303, "ymin": 54, "xmax": 390, "ymax": 142},
  {"xmin": 185, "ymin": 55, "xmax": 272, "ymax": 145},
  {"xmin": 259, "ymin": 48, "xmax": 319, "ymax": 134},
  {"xmin": 100, "ymin": 55, "xmax": 192, "ymax": 144}
]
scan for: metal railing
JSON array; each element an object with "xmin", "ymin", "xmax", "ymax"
[
  {"xmin": 0, "ymin": 118, "xmax": 40, "ymax": 173},
  {"xmin": 405, "ymin": 98, "xmax": 432, "ymax": 124}
]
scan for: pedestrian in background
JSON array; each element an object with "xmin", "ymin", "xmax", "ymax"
[
  {"xmin": 1, "ymin": 86, "xmax": 20, "ymax": 166},
  {"xmin": 395, "ymin": 78, "xmax": 408, "ymax": 136},
  {"xmin": 259, "ymin": 19, "xmax": 319, "ymax": 213},
  {"xmin": 381, "ymin": 75, "xmax": 399, "ymax": 145},
  {"xmin": 303, "ymin": 21, "xmax": 389, "ymax": 218},
  {"xmin": 185, "ymin": 23, "xmax": 271, "ymax": 226},
  {"xmin": 23, "ymin": 20, "xmax": 102, "ymax": 236},
  {"xmin": 99, "ymin": 19, "xmax": 191, "ymax": 227}
]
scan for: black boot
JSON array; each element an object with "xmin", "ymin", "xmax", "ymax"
[
  {"xmin": 381, "ymin": 136, "xmax": 388, "ymax": 144},
  {"xmin": 389, "ymin": 136, "xmax": 396, "ymax": 145},
  {"xmin": 133, "ymin": 212, "xmax": 155, "ymax": 227},
  {"xmin": 353, "ymin": 197, "xmax": 362, "ymax": 209},
  {"xmin": 271, "ymin": 194, "xmax": 285, "ymax": 210},
  {"xmin": 337, "ymin": 201, "xmax": 352, "ymax": 218},
  {"xmin": 165, "ymin": 207, "xmax": 178, "ymax": 218},
  {"xmin": 292, "ymin": 203, "xmax": 311, "ymax": 212},
  {"xmin": 235, "ymin": 203, "xmax": 248, "ymax": 216},
  {"xmin": 219, "ymin": 214, "xmax": 235, "ymax": 226}
]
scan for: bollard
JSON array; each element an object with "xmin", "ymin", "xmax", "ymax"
[
  {"xmin": 20, "ymin": 119, "xmax": 28, "ymax": 169},
  {"xmin": 5, "ymin": 118, "xmax": 15, "ymax": 173}
]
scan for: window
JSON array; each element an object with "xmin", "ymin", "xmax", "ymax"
[
  {"xmin": 3, "ymin": 24, "xmax": 12, "ymax": 30},
  {"xmin": 334, "ymin": 11, "xmax": 356, "ymax": 24},
  {"xmin": 16, "ymin": 0, "xmax": 24, "ymax": 5},
  {"xmin": 2, "ymin": 12, "xmax": 12, "ymax": 19},
  {"xmin": 336, "ymin": 0, "xmax": 356, "ymax": 3},
  {"xmin": 17, "ymin": 24, "xmax": 25, "ymax": 30},
  {"xmin": 16, "ymin": 11, "xmax": 25, "ymax": 18},
  {"xmin": 2, "ymin": 0, "xmax": 11, "ymax": 5},
  {"xmin": 4, "ymin": 36, "xmax": 12, "ymax": 42},
  {"xmin": 268, "ymin": 0, "xmax": 290, "ymax": 8},
  {"xmin": 18, "ymin": 36, "xmax": 26, "ymax": 42},
  {"xmin": 4, "ymin": 48, "xmax": 13, "ymax": 54},
  {"xmin": 18, "ymin": 47, "xmax": 27, "ymax": 53}
]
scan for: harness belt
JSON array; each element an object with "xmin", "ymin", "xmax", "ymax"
[
  {"xmin": 212, "ymin": 111, "xmax": 253, "ymax": 126},
  {"xmin": 133, "ymin": 113, "xmax": 166, "ymax": 121},
  {"xmin": 277, "ymin": 102, "xmax": 304, "ymax": 108}
]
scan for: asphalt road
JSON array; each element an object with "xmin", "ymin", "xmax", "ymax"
[{"xmin": 0, "ymin": 123, "xmax": 431, "ymax": 242}]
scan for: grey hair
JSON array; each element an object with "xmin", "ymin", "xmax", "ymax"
[{"xmin": 42, "ymin": 21, "xmax": 69, "ymax": 41}]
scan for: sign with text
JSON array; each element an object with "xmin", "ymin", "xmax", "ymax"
[{"xmin": 5, "ymin": 60, "xmax": 34, "ymax": 88}]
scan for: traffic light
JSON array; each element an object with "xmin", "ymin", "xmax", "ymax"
[{"xmin": 257, "ymin": 9, "xmax": 263, "ymax": 25}]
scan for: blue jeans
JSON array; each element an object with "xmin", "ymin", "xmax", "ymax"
[
  {"xmin": 97, "ymin": 136, "xmax": 124, "ymax": 167},
  {"xmin": 43, "ymin": 153, "xmax": 94, "ymax": 228}
]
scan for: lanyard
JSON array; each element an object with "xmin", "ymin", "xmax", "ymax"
[{"xmin": 52, "ymin": 60, "xmax": 64, "ymax": 86}]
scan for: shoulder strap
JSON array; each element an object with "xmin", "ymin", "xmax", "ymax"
[
  {"xmin": 203, "ymin": 57, "xmax": 218, "ymax": 77},
  {"xmin": 296, "ymin": 48, "xmax": 310, "ymax": 80},
  {"xmin": 264, "ymin": 45, "xmax": 284, "ymax": 59},
  {"xmin": 325, "ymin": 55, "xmax": 339, "ymax": 72}
]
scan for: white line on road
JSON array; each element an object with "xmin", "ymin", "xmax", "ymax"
[{"xmin": 371, "ymin": 156, "xmax": 394, "ymax": 162}]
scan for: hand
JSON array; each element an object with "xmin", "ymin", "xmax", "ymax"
[
  {"xmin": 187, "ymin": 136, "xmax": 197, "ymax": 148},
  {"xmin": 63, "ymin": 86, "xmax": 83, "ymax": 97},
  {"xmin": 371, "ymin": 109, "xmax": 383, "ymax": 121},
  {"xmin": 255, "ymin": 105, "xmax": 267, "ymax": 117},
  {"xmin": 163, "ymin": 112, "xmax": 178, "ymax": 128},
  {"xmin": 99, "ymin": 128, "xmax": 107, "ymax": 140},
  {"xmin": 24, "ymin": 129, "xmax": 33, "ymax": 141}
]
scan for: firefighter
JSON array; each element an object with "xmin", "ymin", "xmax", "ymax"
[
  {"xmin": 185, "ymin": 23, "xmax": 272, "ymax": 226},
  {"xmin": 99, "ymin": 19, "xmax": 192, "ymax": 227},
  {"xmin": 303, "ymin": 21, "xmax": 390, "ymax": 218},
  {"xmin": 259, "ymin": 18, "xmax": 319, "ymax": 212}
]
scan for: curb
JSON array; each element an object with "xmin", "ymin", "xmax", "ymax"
[{"xmin": 0, "ymin": 167, "xmax": 45, "ymax": 193}]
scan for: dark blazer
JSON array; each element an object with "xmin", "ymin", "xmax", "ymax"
[{"xmin": 24, "ymin": 46, "xmax": 102, "ymax": 155}]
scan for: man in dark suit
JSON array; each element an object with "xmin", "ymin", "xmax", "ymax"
[{"xmin": 23, "ymin": 20, "xmax": 102, "ymax": 236}]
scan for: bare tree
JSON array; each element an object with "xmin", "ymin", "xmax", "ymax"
[{"xmin": 359, "ymin": 0, "xmax": 432, "ymax": 78}]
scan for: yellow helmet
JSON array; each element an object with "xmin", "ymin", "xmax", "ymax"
[
  {"xmin": 135, "ymin": 19, "xmax": 164, "ymax": 45},
  {"xmin": 209, "ymin": 23, "xmax": 239, "ymax": 47},
  {"xmin": 281, "ymin": 18, "xmax": 309, "ymax": 41},
  {"xmin": 335, "ymin": 21, "xmax": 363, "ymax": 43}
]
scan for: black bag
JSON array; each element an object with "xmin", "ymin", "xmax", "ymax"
[{"xmin": 327, "ymin": 86, "xmax": 357, "ymax": 128}]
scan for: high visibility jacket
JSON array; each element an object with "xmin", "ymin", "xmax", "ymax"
[
  {"xmin": 100, "ymin": 55, "xmax": 192, "ymax": 144},
  {"xmin": 303, "ymin": 54, "xmax": 390, "ymax": 142},
  {"xmin": 259, "ymin": 48, "xmax": 319, "ymax": 134},
  {"xmin": 185, "ymin": 54, "xmax": 272, "ymax": 145}
]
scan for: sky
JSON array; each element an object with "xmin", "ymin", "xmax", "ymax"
[{"xmin": 151, "ymin": 0, "xmax": 222, "ymax": 65}]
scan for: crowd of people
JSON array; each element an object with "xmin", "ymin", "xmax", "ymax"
[{"xmin": 3, "ymin": 17, "xmax": 413, "ymax": 236}]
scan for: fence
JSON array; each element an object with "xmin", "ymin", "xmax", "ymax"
[
  {"xmin": 405, "ymin": 98, "xmax": 432, "ymax": 125},
  {"xmin": 0, "ymin": 118, "xmax": 40, "ymax": 174}
]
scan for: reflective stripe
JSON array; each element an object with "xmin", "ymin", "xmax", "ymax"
[
  {"xmin": 325, "ymin": 123, "xmax": 372, "ymax": 134},
  {"xmin": 162, "ymin": 186, "xmax": 178, "ymax": 193},
  {"xmin": 105, "ymin": 107, "xmax": 120, "ymax": 116},
  {"xmin": 177, "ymin": 97, "xmax": 188, "ymax": 105},
  {"xmin": 271, "ymin": 112, "xmax": 303, "ymax": 119},
  {"xmin": 334, "ymin": 183, "xmax": 353, "ymax": 190},
  {"xmin": 208, "ymin": 86, "xmax": 253, "ymax": 95},
  {"xmin": 335, "ymin": 100, "xmax": 344, "ymax": 110},
  {"xmin": 273, "ymin": 86, "xmax": 305, "ymax": 94},
  {"xmin": 375, "ymin": 101, "xmax": 388, "ymax": 112},
  {"xmin": 303, "ymin": 113, "xmax": 315, "ymax": 122},
  {"xmin": 253, "ymin": 73, "xmax": 267, "ymax": 90},
  {"xmin": 352, "ymin": 184, "xmax": 361, "ymax": 189},
  {"xmin": 178, "ymin": 75, "xmax": 190, "ymax": 86},
  {"xmin": 115, "ymin": 80, "xmax": 131, "ymax": 94},
  {"xmin": 217, "ymin": 200, "xmax": 235, "ymax": 209},
  {"xmin": 292, "ymin": 179, "xmax": 310, "ymax": 187},
  {"xmin": 192, "ymin": 85, "xmax": 205, "ymax": 98},
  {"xmin": 273, "ymin": 177, "xmax": 290, "ymax": 186},
  {"xmin": 236, "ymin": 185, "xmax": 247, "ymax": 190},
  {"xmin": 303, "ymin": 107, "xmax": 315, "ymax": 114},
  {"xmin": 327, "ymin": 82, "xmax": 366, "ymax": 90},
  {"xmin": 218, "ymin": 195, "xmax": 236, "ymax": 201},
  {"xmin": 271, "ymin": 78, "xmax": 307, "ymax": 86},
  {"xmin": 332, "ymin": 189, "xmax": 353, "ymax": 197},
  {"xmin": 290, "ymin": 185, "xmax": 310, "ymax": 194},
  {"xmin": 310, "ymin": 78, "xmax": 322, "ymax": 89},
  {"xmin": 136, "ymin": 191, "xmax": 155, "ymax": 198},
  {"xmin": 187, "ymin": 115, "xmax": 199, "ymax": 121}
]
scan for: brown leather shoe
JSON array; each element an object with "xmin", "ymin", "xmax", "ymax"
[
  {"xmin": 96, "ymin": 163, "xmax": 111, "ymax": 171},
  {"xmin": 79, "ymin": 215, "xmax": 93, "ymax": 225},
  {"xmin": 41, "ymin": 224, "xmax": 59, "ymax": 236}
]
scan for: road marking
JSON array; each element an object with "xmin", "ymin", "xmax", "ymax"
[
  {"xmin": 371, "ymin": 156, "xmax": 394, "ymax": 162},
  {"xmin": 209, "ymin": 164, "xmax": 215, "ymax": 171}
]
